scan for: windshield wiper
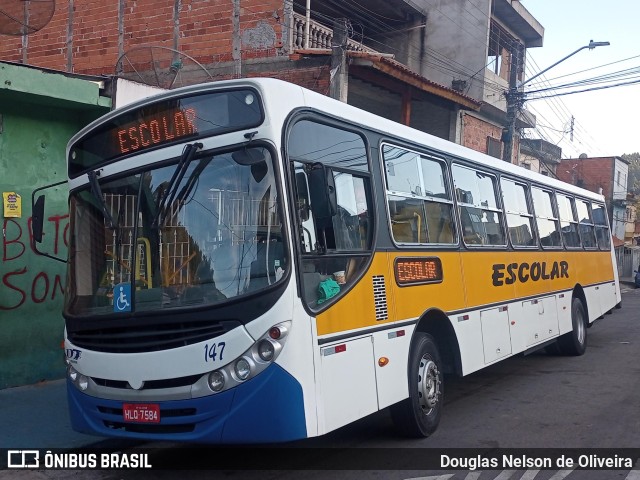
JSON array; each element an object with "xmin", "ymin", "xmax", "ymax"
[
  {"xmin": 172, "ymin": 156, "xmax": 212, "ymax": 211},
  {"xmin": 152, "ymin": 142, "xmax": 203, "ymax": 228},
  {"xmin": 88, "ymin": 170, "xmax": 115, "ymax": 229}
]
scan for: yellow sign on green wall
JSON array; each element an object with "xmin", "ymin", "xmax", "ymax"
[{"xmin": 3, "ymin": 191, "xmax": 21, "ymax": 218}]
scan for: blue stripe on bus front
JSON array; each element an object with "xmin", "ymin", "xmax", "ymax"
[{"xmin": 67, "ymin": 363, "xmax": 307, "ymax": 444}]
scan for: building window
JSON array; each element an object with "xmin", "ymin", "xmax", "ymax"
[
  {"xmin": 486, "ymin": 136, "xmax": 502, "ymax": 159},
  {"xmin": 487, "ymin": 20, "xmax": 523, "ymax": 82}
]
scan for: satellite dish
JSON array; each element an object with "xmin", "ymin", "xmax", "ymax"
[
  {"xmin": 115, "ymin": 45, "xmax": 214, "ymax": 89},
  {"xmin": 0, "ymin": 0, "xmax": 55, "ymax": 36},
  {"xmin": 579, "ymin": 153, "xmax": 588, "ymax": 159}
]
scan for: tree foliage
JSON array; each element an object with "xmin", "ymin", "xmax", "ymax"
[{"xmin": 623, "ymin": 152, "xmax": 640, "ymax": 195}]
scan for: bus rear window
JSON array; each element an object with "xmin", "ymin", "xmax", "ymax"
[{"xmin": 68, "ymin": 88, "xmax": 263, "ymax": 177}]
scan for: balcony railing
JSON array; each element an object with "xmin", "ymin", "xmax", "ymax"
[{"xmin": 291, "ymin": 12, "xmax": 378, "ymax": 53}]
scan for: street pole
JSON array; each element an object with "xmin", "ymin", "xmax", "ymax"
[
  {"xmin": 329, "ymin": 18, "xmax": 348, "ymax": 102},
  {"xmin": 502, "ymin": 44, "xmax": 521, "ymax": 163},
  {"xmin": 502, "ymin": 40, "xmax": 609, "ymax": 164}
]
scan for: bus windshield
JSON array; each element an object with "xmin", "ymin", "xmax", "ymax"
[{"xmin": 66, "ymin": 145, "xmax": 286, "ymax": 316}]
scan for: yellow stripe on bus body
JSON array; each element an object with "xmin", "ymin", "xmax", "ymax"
[{"xmin": 315, "ymin": 249, "xmax": 614, "ymax": 337}]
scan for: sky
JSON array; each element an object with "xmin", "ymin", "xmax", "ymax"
[{"xmin": 518, "ymin": 0, "xmax": 640, "ymax": 158}]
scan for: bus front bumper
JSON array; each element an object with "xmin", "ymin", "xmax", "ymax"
[{"xmin": 67, "ymin": 363, "xmax": 307, "ymax": 444}]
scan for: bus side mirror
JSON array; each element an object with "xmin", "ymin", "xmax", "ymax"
[
  {"xmin": 232, "ymin": 148, "xmax": 268, "ymax": 183},
  {"xmin": 307, "ymin": 163, "xmax": 337, "ymax": 223},
  {"xmin": 31, "ymin": 180, "xmax": 67, "ymax": 264},
  {"xmin": 32, "ymin": 195, "xmax": 45, "ymax": 243}
]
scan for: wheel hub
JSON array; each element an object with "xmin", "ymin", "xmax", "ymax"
[{"xmin": 418, "ymin": 356, "xmax": 441, "ymax": 412}]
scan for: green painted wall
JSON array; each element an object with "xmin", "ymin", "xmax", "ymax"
[{"xmin": 0, "ymin": 63, "xmax": 110, "ymax": 389}]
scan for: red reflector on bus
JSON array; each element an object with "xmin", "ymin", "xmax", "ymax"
[
  {"xmin": 388, "ymin": 330, "xmax": 406, "ymax": 339},
  {"xmin": 323, "ymin": 344, "xmax": 348, "ymax": 356}
]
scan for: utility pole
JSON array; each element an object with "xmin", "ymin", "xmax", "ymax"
[
  {"xmin": 502, "ymin": 40, "xmax": 609, "ymax": 164},
  {"xmin": 502, "ymin": 44, "xmax": 521, "ymax": 163},
  {"xmin": 570, "ymin": 115, "xmax": 575, "ymax": 141},
  {"xmin": 329, "ymin": 18, "xmax": 348, "ymax": 102}
]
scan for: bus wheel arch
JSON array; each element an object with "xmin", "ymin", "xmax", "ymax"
[
  {"xmin": 556, "ymin": 286, "xmax": 588, "ymax": 356},
  {"xmin": 390, "ymin": 309, "xmax": 460, "ymax": 438},
  {"xmin": 414, "ymin": 309, "xmax": 462, "ymax": 376}
]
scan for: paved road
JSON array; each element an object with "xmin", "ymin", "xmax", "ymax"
[{"xmin": 3, "ymin": 284, "xmax": 640, "ymax": 479}]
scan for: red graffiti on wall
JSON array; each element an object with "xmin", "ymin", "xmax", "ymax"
[{"xmin": 1, "ymin": 214, "xmax": 69, "ymax": 311}]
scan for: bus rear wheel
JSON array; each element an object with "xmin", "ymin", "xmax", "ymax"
[
  {"xmin": 390, "ymin": 332, "xmax": 443, "ymax": 438},
  {"xmin": 557, "ymin": 297, "xmax": 587, "ymax": 356}
]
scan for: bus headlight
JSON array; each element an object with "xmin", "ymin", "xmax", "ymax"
[
  {"xmin": 67, "ymin": 365, "xmax": 89, "ymax": 391},
  {"xmin": 234, "ymin": 357, "xmax": 251, "ymax": 380},
  {"xmin": 205, "ymin": 321, "xmax": 291, "ymax": 394},
  {"xmin": 257, "ymin": 339, "xmax": 275, "ymax": 361},
  {"xmin": 77, "ymin": 375, "xmax": 89, "ymax": 391},
  {"xmin": 208, "ymin": 371, "xmax": 225, "ymax": 392}
]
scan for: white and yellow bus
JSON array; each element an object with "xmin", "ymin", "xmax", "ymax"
[{"xmin": 33, "ymin": 77, "xmax": 621, "ymax": 443}]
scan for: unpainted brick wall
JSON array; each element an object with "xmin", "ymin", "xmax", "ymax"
[
  {"xmin": 557, "ymin": 157, "xmax": 614, "ymax": 200},
  {"xmin": 0, "ymin": 0, "xmax": 287, "ymax": 75},
  {"xmin": 461, "ymin": 113, "xmax": 514, "ymax": 160}
]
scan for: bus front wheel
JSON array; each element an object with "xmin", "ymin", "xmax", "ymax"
[
  {"xmin": 557, "ymin": 297, "xmax": 587, "ymax": 356},
  {"xmin": 390, "ymin": 332, "xmax": 443, "ymax": 438}
]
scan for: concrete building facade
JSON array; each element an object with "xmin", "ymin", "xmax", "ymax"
[{"xmin": 519, "ymin": 138, "xmax": 561, "ymax": 176}]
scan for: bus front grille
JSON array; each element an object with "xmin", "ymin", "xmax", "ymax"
[{"xmin": 67, "ymin": 319, "xmax": 240, "ymax": 353}]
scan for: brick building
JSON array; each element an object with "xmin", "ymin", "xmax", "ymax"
[
  {"xmin": 0, "ymin": 0, "xmax": 544, "ymax": 162},
  {"xmin": 556, "ymin": 155, "xmax": 630, "ymax": 241}
]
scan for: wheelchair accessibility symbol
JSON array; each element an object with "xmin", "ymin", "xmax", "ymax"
[{"xmin": 114, "ymin": 283, "xmax": 132, "ymax": 312}]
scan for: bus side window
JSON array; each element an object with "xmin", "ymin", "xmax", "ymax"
[
  {"xmin": 389, "ymin": 197, "xmax": 426, "ymax": 243},
  {"xmin": 452, "ymin": 165, "xmax": 505, "ymax": 247},
  {"xmin": 425, "ymin": 202, "xmax": 454, "ymax": 244},
  {"xmin": 384, "ymin": 145, "xmax": 456, "ymax": 246},
  {"xmin": 286, "ymin": 119, "xmax": 373, "ymax": 309},
  {"xmin": 531, "ymin": 187, "xmax": 562, "ymax": 248}
]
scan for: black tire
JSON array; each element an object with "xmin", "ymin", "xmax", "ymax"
[
  {"xmin": 390, "ymin": 333, "xmax": 443, "ymax": 438},
  {"xmin": 557, "ymin": 297, "xmax": 587, "ymax": 356}
]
